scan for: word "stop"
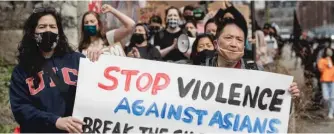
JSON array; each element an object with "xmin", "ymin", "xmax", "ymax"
[{"xmin": 98, "ymin": 66, "xmax": 170, "ymax": 95}]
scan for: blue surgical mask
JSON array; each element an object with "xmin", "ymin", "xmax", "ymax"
[{"xmin": 84, "ymin": 25, "xmax": 97, "ymax": 36}]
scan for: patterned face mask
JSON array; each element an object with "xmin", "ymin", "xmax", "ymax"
[
  {"xmin": 35, "ymin": 31, "xmax": 59, "ymax": 52},
  {"xmin": 167, "ymin": 19, "xmax": 179, "ymax": 29}
]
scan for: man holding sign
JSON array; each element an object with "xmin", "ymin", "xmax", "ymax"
[{"xmin": 205, "ymin": 11, "xmax": 300, "ymax": 98}]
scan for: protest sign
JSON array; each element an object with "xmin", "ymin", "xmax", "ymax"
[{"xmin": 73, "ymin": 55, "xmax": 293, "ymax": 133}]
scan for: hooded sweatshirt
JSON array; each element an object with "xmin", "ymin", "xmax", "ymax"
[{"xmin": 9, "ymin": 52, "xmax": 84, "ymax": 133}]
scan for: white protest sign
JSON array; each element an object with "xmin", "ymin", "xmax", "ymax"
[{"xmin": 73, "ymin": 55, "xmax": 293, "ymax": 133}]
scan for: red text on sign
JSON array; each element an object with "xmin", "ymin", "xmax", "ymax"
[{"xmin": 98, "ymin": 66, "xmax": 170, "ymax": 95}]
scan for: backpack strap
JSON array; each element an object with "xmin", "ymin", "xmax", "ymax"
[{"xmin": 43, "ymin": 61, "xmax": 69, "ymax": 96}]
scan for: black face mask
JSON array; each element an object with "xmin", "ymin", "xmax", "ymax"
[
  {"xmin": 149, "ymin": 26, "xmax": 161, "ymax": 34},
  {"xmin": 35, "ymin": 31, "xmax": 59, "ymax": 52},
  {"xmin": 130, "ymin": 33, "xmax": 145, "ymax": 44},
  {"xmin": 193, "ymin": 49, "xmax": 216, "ymax": 65},
  {"xmin": 184, "ymin": 15, "xmax": 194, "ymax": 21}
]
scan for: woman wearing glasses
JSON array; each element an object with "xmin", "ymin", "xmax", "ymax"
[
  {"xmin": 78, "ymin": 4, "xmax": 135, "ymax": 62},
  {"xmin": 9, "ymin": 7, "xmax": 85, "ymax": 133}
]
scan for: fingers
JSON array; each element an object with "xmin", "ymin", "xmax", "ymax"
[
  {"xmin": 65, "ymin": 125, "xmax": 72, "ymax": 133},
  {"xmin": 93, "ymin": 50, "xmax": 101, "ymax": 62},
  {"xmin": 87, "ymin": 49, "xmax": 94, "ymax": 62},
  {"xmin": 133, "ymin": 47, "xmax": 139, "ymax": 53},
  {"xmin": 66, "ymin": 122, "xmax": 80, "ymax": 133},
  {"xmin": 87, "ymin": 48, "xmax": 103, "ymax": 62},
  {"xmin": 101, "ymin": 4, "xmax": 112, "ymax": 13},
  {"xmin": 127, "ymin": 52, "xmax": 134, "ymax": 57},
  {"xmin": 92, "ymin": 50, "xmax": 97, "ymax": 62},
  {"xmin": 288, "ymin": 82, "xmax": 300, "ymax": 98},
  {"xmin": 72, "ymin": 117, "xmax": 85, "ymax": 125},
  {"xmin": 290, "ymin": 82, "xmax": 297, "ymax": 87},
  {"xmin": 173, "ymin": 39, "xmax": 177, "ymax": 44},
  {"xmin": 69, "ymin": 120, "xmax": 83, "ymax": 133},
  {"xmin": 226, "ymin": 1, "xmax": 232, "ymax": 7}
]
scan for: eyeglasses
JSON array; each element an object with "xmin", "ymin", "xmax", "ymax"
[{"xmin": 32, "ymin": 7, "xmax": 56, "ymax": 14}]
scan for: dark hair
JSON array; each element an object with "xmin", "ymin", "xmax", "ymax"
[
  {"xmin": 126, "ymin": 23, "xmax": 155, "ymax": 55},
  {"xmin": 165, "ymin": 6, "xmax": 182, "ymax": 24},
  {"xmin": 214, "ymin": 5, "xmax": 247, "ymax": 39},
  {"xmin": 184, "ymin": 5, "xmax": 194, "ymax": 12},
  {"xmin": 323, "ymin": 47, "xmax": 333, "ymax": 58},
  {"xmin": 204, "ymin": 18, "xmax": 217, "ymax": 32},
  {"xmin": 149, "ymin": 15, "xmax": 162, "ymax": 25},
  {"xmin": 216, "ymin": 18, "xmax": 248, "ymax": 43},
  {"xmin": 185, "ymin": 20, "xmax": 197, "ymax": 28},
  {"xmin": 134, "ymin": 23, "xmax": 150, "ymax": 40},
  {"xmin": 263, "ymin": 23, "xmax": 271, "ymax": 30},
  {"xmin": 78, "ymin": 11, "xmax": 104, "ymax": 52},
  {"xmin": 17, "ymin": 7, "xmax": 73, "ymax": 88},
  {"xmin": 190, "ymin": 33, "xmax": 215, "ymax": 60},
  {"xmin": 270, "ymin": 26, "xmax": 278, "ymax": 36}
]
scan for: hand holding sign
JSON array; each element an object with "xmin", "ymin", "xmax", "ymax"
[
  {"xmin": 56, "ymin": 117, "xmax": 85, "ymax": 133},
  {"xmin": 86, "ymin": 47, "xmax": 103, "ymax": 62},
  {"xmin": 132, "ymin": 47, "xmax": 141, "ymax": 58},
  {"xmin": 289, "ymin": 82, "xmax": 300, "ymax": 98}
]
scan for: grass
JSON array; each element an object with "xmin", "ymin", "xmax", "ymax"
[{"xmin": 0, "ymin": 58, "xmax": 16, "ymax": 133}]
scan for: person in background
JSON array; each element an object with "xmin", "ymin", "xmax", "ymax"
[
  {"xmin": 148, "ymin": 15, "xmax": 163, "ymax": 45},
  {"xmin": 193, "ymin": 6, "xmax": 206, "ymax": 33},
  {"xmin": 10, "ymin": 7, "xmax": 85, "ymax": 133},
  {"xmin": 154, "ymin": 6, "xmax": 187, "ymax": 62},
  {"xmin": 183, "ymin": 5, "xmax": 195, "ymax": 22},
  {"xmin": 317, "ymin": 47, "xmax": 334, "ymax": 119},
  {"xmin": 270, "ymin": 23, "xmax": 284, "ymax": 58},
  {"xmin": 184, "ymin": 20, "xmax": 197, "ymax": 38},
  {"xmin": 263, "ymin": 23, "xmax": 278, "ymax": 61},
  {"xmin": 125, "ymin": 23, "xmax": 161, "ymax": 61},
  {"xmin": 78, "ymin": 4, "xmax": 135, "ymax": 62},
  {"xmin": 254, "ymin": 30, "xmax": 272, "ymax": 67},
  {"xmin": 205, "ymin": 18, "xmax": 300, "ymax": 98},
  {"xmin": 191, "ymin": 33, "xmax": 216, "ymax": 65},
  {"xmin": 204, "ymin": 18, "xmax": 218, "ymax": 37}
]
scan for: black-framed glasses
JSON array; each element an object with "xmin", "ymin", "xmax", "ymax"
[{"xmin": 32, "ymin": 7, "xmax": 56, "ymax": 14}]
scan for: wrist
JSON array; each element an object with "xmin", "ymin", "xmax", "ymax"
[
  {"xmin": 51, "ymin": 116, "xmax": 61, "ymax": 127},
  {"xmin": 108, "ymin": 7, "xmax": 116, "ymax": 13}
]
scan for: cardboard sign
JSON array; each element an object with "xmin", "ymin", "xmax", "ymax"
[
  {"xmin": 73, "ymin": 55, "xmax": 293, "ymax": 133},
  {"xmin": 136, "ymin": 1, "xmax": 168, "ymax": 24}
]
